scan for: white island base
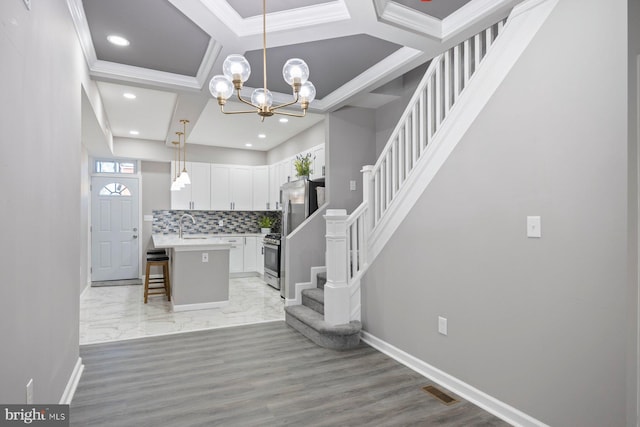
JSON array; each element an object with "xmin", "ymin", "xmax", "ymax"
[{"xmin": 152, "ymin": 235, "xmax": 231, "ymax": 312}]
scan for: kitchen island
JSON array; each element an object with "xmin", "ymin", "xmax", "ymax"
[{"xmin": 152, "ymin": 234, "xmax": 232, "ymax": 312}]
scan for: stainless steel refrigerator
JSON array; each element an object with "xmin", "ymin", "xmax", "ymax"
[{"xmin": 279, "ymin": 177, "xmax": 325, "ymax": 298}]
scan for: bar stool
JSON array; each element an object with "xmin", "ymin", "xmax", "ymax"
[{"xmin": 144, "ymin": 249, "xmax": 171, "ymax": 304}]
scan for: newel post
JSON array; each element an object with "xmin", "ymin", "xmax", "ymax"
[
  {"xmin": 324, "ymin": 209, "xmax": 350, "ymax": 326},
  {"xmin": 361, "ymin": 165, "xmax": 374, "ymax": 234}
]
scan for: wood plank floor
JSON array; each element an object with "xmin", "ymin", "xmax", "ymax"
[{"xmin": 71, "ymin": 321, "xmax": 511, "ymax": 426}]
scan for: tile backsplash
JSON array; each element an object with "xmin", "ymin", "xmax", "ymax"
[{"xmin": 153, "ymin": 210, "xmax": 281, "ymax": 235}]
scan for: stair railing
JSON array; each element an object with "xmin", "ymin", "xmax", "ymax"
[
  {"xmin": 371, "ymin": 19, "xmax": 506, "ymax": 231},
  {"xmin": 324, "ymin": 20, "xmax": 507, "ymax": 325}
]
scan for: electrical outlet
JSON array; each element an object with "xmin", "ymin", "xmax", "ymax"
[
  {"xmin": 26, "ymin": 379, "xmax": 33, "ymax": 404},
  {"xmin": 218, "ymin": 220, "xmax": 223, "ymax": 227},
  {"xmin": 438, "ymin": 316, "xmax": 448, "ymax": 336},
  {"xmin": 202, "ymin": 253, "xmax": 208, "ymax": 263},
  {"xmin": 350, "ymin": 180, "xmax": 356, "ymax": 191}
]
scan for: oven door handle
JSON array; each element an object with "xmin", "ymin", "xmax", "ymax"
[{"xmin": 264, "ymin": 243, "xmax": 279, "ymax": 250}]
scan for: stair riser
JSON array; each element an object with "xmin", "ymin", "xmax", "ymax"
[
  {"xmin": 302, "ymin": 295, "xmax": 324, "ymax": 315},
  {"xmin": 285, "ymin": 313, "xmax": 360, "ymax": 351}
]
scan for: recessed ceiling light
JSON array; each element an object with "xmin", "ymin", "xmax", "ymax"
[
  {"xmin": 123, "ymin": 93, "xmax": 136, "ymax": 99},
  {"xmin": 107, "ymin": 35, "xmax": 130, "ymax": 47},
  {"xmin": 258, "ymin": 133, "xmax": 266, "ymax": 139},
  {"xmin": 279, "ymin": 118, "xmax": 288, "ymax": 123},
  {"xmin": 245, "ymin": 143, "xmax": 252, "ymax": 147},
  {"xmin": 129, "ymin": 130, "xmax": 139, "ymax": 135}
]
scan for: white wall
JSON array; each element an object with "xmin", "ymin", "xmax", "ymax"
[
  {"xmin": 362, "ymin": 0, "xmax": 629, "ymax": 425},
  {"xmin": 0, "ymin": 0, "xmax": 83, "ymax": 403},
  {"xmin": 266, "ymin": 121, "xmax": 325, "ymax": 165},
  {"xmin": 141, "ymin": 161, "xmax": 171, "ymax": 258},
  {"xmin": 113, "ymin": 138, "xmax": 268, "ymax": 166}
]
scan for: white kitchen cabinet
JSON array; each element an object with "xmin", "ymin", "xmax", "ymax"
[
  {"xmin": 243, "ymin": 236, "xmax": 257, "ymax": 273},
  {"xmin": 252, "ymin": 166, "xmax": 269, "ymax": 211},
  {"xmin": 256, "ymin": 237, "xmax": 265, "ymax": 275},
  {"xmin": 210, "ymin": 165, "xmax": 253, "ymax": 210},
  {"xmin": 231, "ymin": 166, "xmax": 253, "ymax": 210},
  {"xmin": 268, "ymin": 164, "xmax": 279, "ymax": 210},
  {"xmin": 221, "ymin": 236, "xmax": 244, "ymax": 273},
  {"xmin": 171, "ymin": 161, "xmax": 211, "ymax": 210}
]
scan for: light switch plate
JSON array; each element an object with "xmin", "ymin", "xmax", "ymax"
[
  {"xmin": 438, "ymin": 316, "xmax": 447, "ymax": 336},
  {"xmin": 143, "ymin": 215, "xmax": 153, "ymax": 222},
  {"xmin": 527, "ymin": 216, "xmax": 541, "ymax": 238},
  {"xmin": 350, "ymin": 180, "xmax": 356, "ymax": 191}
]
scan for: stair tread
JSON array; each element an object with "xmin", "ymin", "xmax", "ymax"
[
  {"xmin": 301, "ymin": 288, "xmax": 324, "ymax": 304},
  {"xmin": 285, "ymin": 305, "xmax": 361, "ymax": 336}
]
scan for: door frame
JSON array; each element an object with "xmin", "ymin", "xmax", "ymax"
[{"xmin": 90, "ymin": 167, "xmax": 142, "ymax": 281}]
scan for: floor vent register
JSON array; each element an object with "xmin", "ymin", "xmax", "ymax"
[{"xmin": 422, "ymin": 385, "xmax": 459, "ymax": 406}]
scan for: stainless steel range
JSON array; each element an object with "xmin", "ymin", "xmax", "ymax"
[{"xmin": 263, "ymin": 233, "xmax": 281, "ymax": 293}]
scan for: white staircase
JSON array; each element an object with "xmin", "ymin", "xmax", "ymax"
[
  {"xmin": 287, "ymin": 0, "xmax": 560, "ymax": 342},
  {"xmin": 321, "ymin": 0, "xmax": 560, "ymax": 327}
]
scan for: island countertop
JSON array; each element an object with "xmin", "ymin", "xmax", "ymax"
[{"xmin": 152, "ymin": 234, "xmax": 234, "ymax": 251}]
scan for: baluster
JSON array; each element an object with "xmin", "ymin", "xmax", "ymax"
[
  {"xmin": 474, "ymin": 33, "xmax": 481, "ymax": 71},
  {"xmin": 444, "ymin": 50, "xmax": 451, "ymax": 113},
  {"xmin": 374, "ymin": 170, "xmax": 380, "ymax": 225},
  {"xmin": 419, "ymin": 89, "xmax": 426, "ymax": 156},
  {"xmin": 498, "ymin": 19, "xmax": 505, "ymax": 34},
  {"xmin": 412, "ymin": 104, "xmax": 418, "ymax": 166},
  {"xmin": 391, "ymin": 139, "xmax": 397, "ymax": 197},
  {"xmin": 485, "ymin": 26, "xmax": 493, "ymax": 54},
  {"xmin": 453, "ymin": 44, "xmax": 461, "ymax": 102},
  {"xmin": 404, "ymin": 118, "xmax": 411, "ymax": 177},
  {"xmin": 397, "ymin": 131, "xmax": 404, "ymax": 187},
  {"xmin": 385, "ymin": 156, "xmax": 391, "ymax": 210},
  {"xmin": 463, "ymin": 39, "xmax": 471, "ymax": 87},
  {"xmin": 435, "ymin": 58, "xmax": 442, "ymax": 129},
  {"xmin": 427, "ymin": 79, "xmax": 434, "ymax": 142},
  {"xmin": 350, "ymin": 222, "xmax": 357, "ymax": 280},
  {"xmin": 358, "ymin": 215, "xmax": 365, "ymax": 272}
]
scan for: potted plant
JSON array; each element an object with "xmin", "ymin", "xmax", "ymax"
[
  {"xmin": 259, "ymin": 216, "xmax": 274, "ymax": 234},
  {"xmin": 294, "ymin": 153, "xmax": 314, "ymax": 178}
]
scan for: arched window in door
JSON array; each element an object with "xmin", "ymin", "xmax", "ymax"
[{"xmin": 98, "ymin": 182, "xmax": 132, "ymax": 196}]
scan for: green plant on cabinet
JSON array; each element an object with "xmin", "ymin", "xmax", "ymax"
[{"xmin": 294, "ymin": 153, "xmax": 314, "ymax": 178}]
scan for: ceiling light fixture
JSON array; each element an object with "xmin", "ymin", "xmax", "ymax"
[
  {"xmin": 107, "ymin": 35, "xmax": 130, "ymax": 47},
  {"xmin": 129, "ymin": 130, "xmax": 139, "ymax": 135},
  {"xmin": 258, "ymin": 133, "xmax": 266, "ymax": 139},
  {"xmin": 208, "ymin": 0, "xmax": 316, "ymax": 121},
  {"xmin": 176, "ymin": 120, "xmax": 191, "ymax": 186},
  {"xmin": 123, "ymin": 93, "xmax": 136, "ymax": 99},
  {"xmin": 245, "ymin": 143, "xmax": 253, "ymax": 147},
  {"xmin": 279, "ymin": 118, "xmax": 288, "ymax": 123},
  {"xmin": 170, "ymin": 137, "xmax": 184, "ymax": 191}
]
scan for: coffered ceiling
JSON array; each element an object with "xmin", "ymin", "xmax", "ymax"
[{"xmin": 69, "ymin": 0, "xmax": 521, "ymax": 153}]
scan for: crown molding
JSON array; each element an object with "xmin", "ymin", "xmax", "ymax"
[
  {"xmin": 90, "ymin": 61, "xmax": 202, "ymax": 90},
  {"xmin": 375, "ymin": 0, "xmax": 442, "ymax": 39},
  {"xmin": 202, "ymin": 0, "xmax": 351, "ymax": 38},
  {"xmin": 66, "ymin": 0, "xmax": 97, "ymax": 65}
]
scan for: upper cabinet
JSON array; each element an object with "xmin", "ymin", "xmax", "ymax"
[
  {"xmin": 211, "ymin": 165, "xmax": 253, "ymax": 210},
  {"xmin": 252, "ymin": 166, "xmax": 269, "ymax": 211},
  {"xmin": 170, "ymin": 161, "xmax": 211, "ymax": 210},
  {"xmin": 170, "ymin": 144, "xmax": 324, "ymax": 211}
]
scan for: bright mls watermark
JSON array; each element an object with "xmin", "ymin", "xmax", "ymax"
[{"xmin": 0, "ymin": 405, "xmax": 69, "ymax": 426}]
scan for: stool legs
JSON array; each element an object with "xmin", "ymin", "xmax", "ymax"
[{"xmin": 144, "ymin": 259, "xmax": 170, "ymax": 304}]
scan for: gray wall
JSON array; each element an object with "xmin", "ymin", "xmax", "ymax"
[
  {"xmin": 326, "ymin": 107, "xmax": 377, "ymax": 213},
  {"xmin": 266, "ymin": 121, "xmax": 325, "ymax": 164},
  {"xmin": 627, "ymin": 0, "xmax": 640, "ymax": 423},
  {"xmin": 141, "ymin": 161, "xmax": 171, "ymax": 257},
  {"xmin": 362, "ymin": 1, "xmax": 628, "ymax": 426},
  {"xmin": 0, "ymin": 0, "xmax": 82, "ymax": 403},
  {"xmin": 80, "ymin": 146, "xmax": 91, "ymax": 293}
]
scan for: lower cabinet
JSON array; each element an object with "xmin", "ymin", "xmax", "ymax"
[{"xmin": 221, "ymin": 236, "xmax": 262, "ymax": 275}]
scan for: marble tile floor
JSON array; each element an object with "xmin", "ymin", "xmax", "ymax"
[{"xmin": 80, "ymin": 276, "xmax": 284, "ymax": 344}]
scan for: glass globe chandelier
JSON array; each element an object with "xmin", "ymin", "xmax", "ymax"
[{"xmin": 208, "ymin": 0, "xmax": 316, "ymax": 121}]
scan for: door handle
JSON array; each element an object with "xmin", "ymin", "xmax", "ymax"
[
  {"xmin": 133, "ymin": 227, "xmax": 138, "ymax": 232},
  {"xmin": 133, "ymin": 235, "xmax": 138, "ymax": 239}
]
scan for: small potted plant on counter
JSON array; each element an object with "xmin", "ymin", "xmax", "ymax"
[
  {"xmin": 259, "ymin": 216, "xmax": 274, "ymax": 234},
  {"xmin": 294, "ymin": 153, "xmax": 314, "ymax": 179}
]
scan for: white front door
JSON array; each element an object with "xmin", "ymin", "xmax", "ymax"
[{"xmin": 91, "ymin": 176, "xmax": 140, "ymax": 281}]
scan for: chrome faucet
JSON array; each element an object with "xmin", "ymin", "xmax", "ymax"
[{"xmin": 179, "ymin": 214, "xmax": 196, "ymax": 239}]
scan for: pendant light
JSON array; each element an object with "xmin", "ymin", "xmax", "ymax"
[
  {"xmin": 170, "ymin": 132, "xmax": 185, "ymax": 191},
  {"xmin": 177, "ymin": 119, "xmax": 190, "ymax": 185}
]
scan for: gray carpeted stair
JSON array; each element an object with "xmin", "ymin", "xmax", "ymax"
[
  {"xmin": 285, "ymin": 269, "xmax": 361, "ymax": 350},
  {"xmin": 301, "ymin": 288, "xmax": 324, "ymax": 314}
]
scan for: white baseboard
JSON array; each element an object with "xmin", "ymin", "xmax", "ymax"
[
  {"xmin": 292, "ymin": 282, "xmax": 314, "ymax": 306},
  {"xmin": 171, "ymin": 300, "xmax": 228, "ymax": 312},
  {"xmin": 360, "ymin": 331, "xmax": 548, "ymax": 427},
  {"xmin": 284, "ymin": 297, "xmax": 298, "ymax": 307},
  {"xmin": 80, "ymin": 281, "xmax": 91, "ymax": 298},
  {"xmin": 59, "ymin": 357, "xmax": 84, "ymax": 404}
]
